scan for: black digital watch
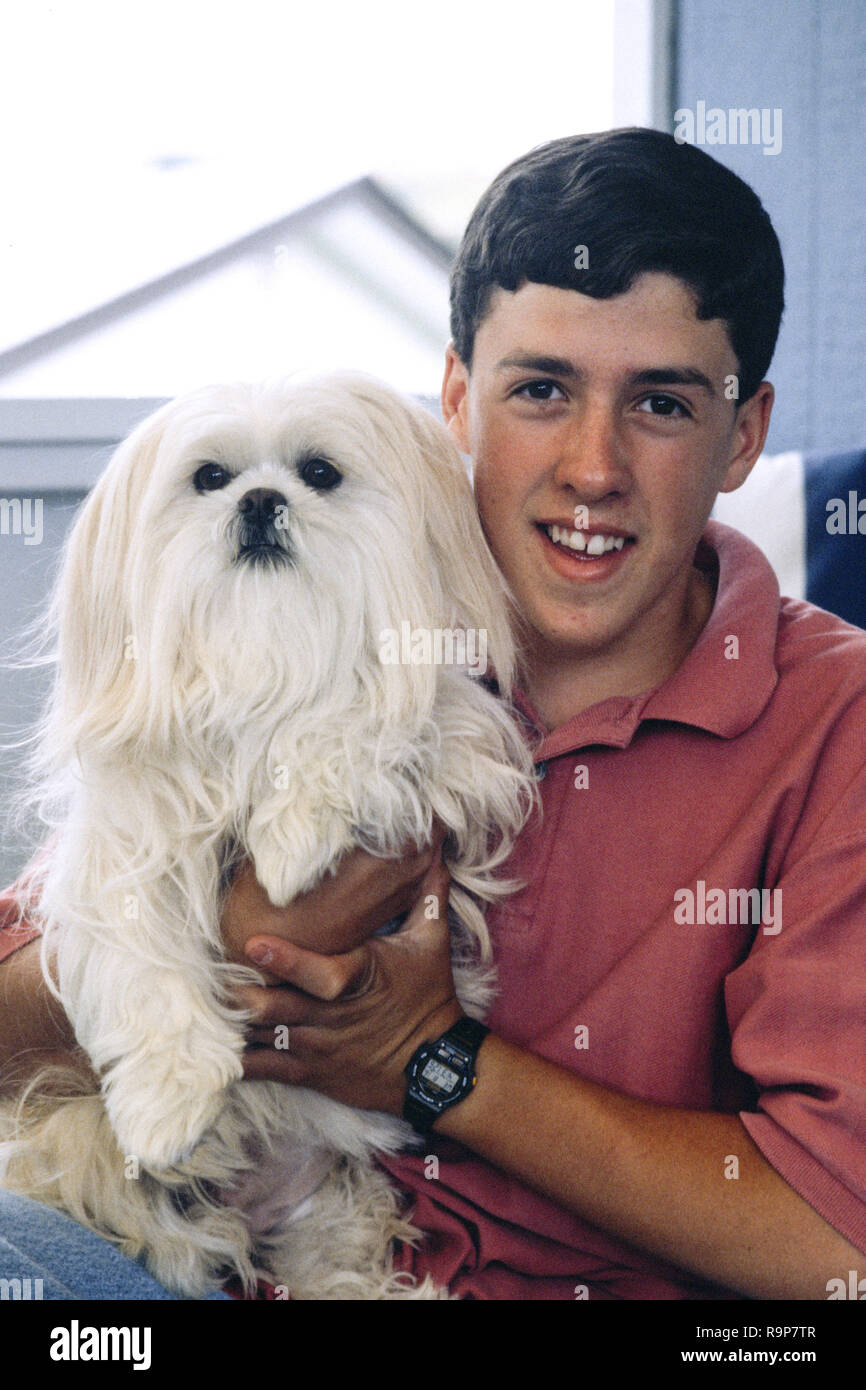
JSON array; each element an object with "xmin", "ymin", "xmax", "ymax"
[{"xmin": 403, "ymin": 1016, "xmax": 489, "ymax": 1134}]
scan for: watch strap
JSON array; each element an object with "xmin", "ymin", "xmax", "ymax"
[
  {"xmin": 444, "ymin": 1015, "xmax": 489, "ymax": 1052},
  {"xmin": 402, "ymin": 1092, "xmax": 443, "ymax": 1134}
]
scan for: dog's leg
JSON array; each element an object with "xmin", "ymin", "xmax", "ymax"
[
  {"xmin": 89, "ymin": 955, "xmax": 246, "ymax": 1170},
  {"xmin": 47, "ymin": 856, "xmax": 249, "ymax": 1170},
  {"xmin": 246, "ymin": 794, "xmax": 356, "ymax": 906}
]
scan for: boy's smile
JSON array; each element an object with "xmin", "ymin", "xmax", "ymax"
[{"xmin": 442, "ymin": 273, "xmax": 773, "ymax": 722}]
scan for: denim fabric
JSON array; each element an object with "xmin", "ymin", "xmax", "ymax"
[{"xmin": 0, "ymin": 1189, "xmax": 231, "ymax": 1300}]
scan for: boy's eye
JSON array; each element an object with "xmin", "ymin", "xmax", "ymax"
[
  {"xmin": 636, "ymin": 394, "xmax": 690, "ymax": 418},
  {"xmin": 515, "ymin": 380, "xmax": 566, "ymax": 401}
]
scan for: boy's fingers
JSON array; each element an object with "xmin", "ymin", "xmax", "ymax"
[
  {"xmin": 236, "ymin": 983, "xmax": 319, "ymax": 1028},
  {"xmin": 243, "ymin": 936, "xmax": 371, "ymax": 1002},
  {"xmin": 241, "ymin": 1048, "xmax": 307, "ymax": 1083}
]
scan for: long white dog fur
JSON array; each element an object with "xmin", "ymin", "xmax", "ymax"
[{"xmin": 0, "ymin": 373, "xmax": 535, "ymax": 1299}]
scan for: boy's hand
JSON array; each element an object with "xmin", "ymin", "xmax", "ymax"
[
  {"xmin": 232, "ymin": 855, "xmax": 462, "ymax": 1115},
  {"xmin": 220, "ymin": 834, "xmax": 444, "ymax": 981}
]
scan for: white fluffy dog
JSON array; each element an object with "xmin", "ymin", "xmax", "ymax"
[{"xmin": 0, "ymin": 373, "xmax": 534, "ymax": 1299}]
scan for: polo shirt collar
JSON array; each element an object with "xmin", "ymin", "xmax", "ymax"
[{"xmin": 513, "ymin": 522, "xmax": 781, "ymax": 759}]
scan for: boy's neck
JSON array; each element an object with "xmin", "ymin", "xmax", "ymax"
[{"xmin": 522, "ymin": 566, "xmax": 716, "ymax": 732}]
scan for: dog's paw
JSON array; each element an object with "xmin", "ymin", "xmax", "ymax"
[
  {"xmin": 103, "ymin": 1033, "xmax": 244, "ymax": 1171},
  {"xmin": 106, "ymin": 1076, "xmax": 229, "ymax": 1171},
  {"xmin": 248, "ymin": 805, "xmax": 354, "ymax": 906}
]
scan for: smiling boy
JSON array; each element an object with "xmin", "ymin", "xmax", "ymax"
[
  {"xmin": 3, "ymin": 129, "xmax": 866, "ymax": 1302},
  {"xmin": 229, "ymin": 130, "xmax": 866, "ymax": 1300},
  {"xmin": 444, "ymin": 271, "xmax": 760, "ymax": 724}
]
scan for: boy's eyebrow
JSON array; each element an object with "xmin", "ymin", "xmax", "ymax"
[
  {"xmin": 495, "ymin": 353, "xmax": 578, "ymax": 376},
  {"xmin": 495, "ymin": 355, "xmax": 717, "ymax": 396},
  {"xmin": 631, "ymin": 367, "xmax": 716, "ymax": 395}
]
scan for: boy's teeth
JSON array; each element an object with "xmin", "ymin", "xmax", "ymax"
[
  {"xmin": 551, "ymin": 524, "xmax": 586, "ymax": 550},
  {"xmin": 548, "ymin": 525, "xmax": 626, "ymax": 554}
]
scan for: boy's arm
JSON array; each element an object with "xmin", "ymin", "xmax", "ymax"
[
  {"xmin": 432, "ymin": 1032, "xmax": 864, "ymax": 1300},
  {"xmin": 236, "ymin": 857, "xmax": 866, "ymax": 1302},
  {"xmin": 0, "ymin": 841, "xmax": 85, "ymax": 1091},
  {"xmin": 0, "ymin": 937, "xmax": 81, "ymax": 1095}
]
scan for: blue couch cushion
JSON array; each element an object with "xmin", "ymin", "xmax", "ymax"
[{"xmin": 712, "ymin": 446, "xmax": 866, "ymax": 631}]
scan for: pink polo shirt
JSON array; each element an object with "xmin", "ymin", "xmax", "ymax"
[
  {"xmin": 3, "ymin": 522, "xmax": 866, "ymax": 1299},
  {"xmin": 376, "ymin": 520, "xmax": 866, "ymax": 1298}
]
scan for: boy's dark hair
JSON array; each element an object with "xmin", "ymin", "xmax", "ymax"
[{"xmin": 450, "ymin": 128, "xmax": 785, "ymax": 402}]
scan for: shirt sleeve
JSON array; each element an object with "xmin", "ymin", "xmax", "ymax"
[{"xmin": 725, "ymin": 776, "xmax": 866, "ymax": 1255}]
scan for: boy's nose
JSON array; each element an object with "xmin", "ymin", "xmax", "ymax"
[{"xmin": 551, "ymin": 403, "xmax": 629, "ymax": 502}]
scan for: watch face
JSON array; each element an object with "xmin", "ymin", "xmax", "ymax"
[{"xmin": 420, "ymin": 1058, "xmax": 460, "ymax": 1095}]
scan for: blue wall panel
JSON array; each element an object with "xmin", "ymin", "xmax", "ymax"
[{"xmin": 675, "ymin": 0, "xmax": 866, "ymax": 455}]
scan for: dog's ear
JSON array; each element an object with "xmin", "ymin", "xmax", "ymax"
[
  {"xmin": 47, "ymin": 406, "xmax": 170, "ymax": 758},
  {"xmin": 399, "ymin": 398, "xmax": 520, "ymax": 694}
]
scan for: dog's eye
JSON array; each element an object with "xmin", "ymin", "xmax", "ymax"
[
  {"xmin": 193, "ymin": 463, "xmax": 231, "ymax": 492},
  {"xmin": 299, "ymin": 457, "xmax": 342, "ymax": 491}
]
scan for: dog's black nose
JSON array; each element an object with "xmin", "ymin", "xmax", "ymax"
[{"xmin": 238, "ymin": 488, "xmax": 287, "ymax": 525}]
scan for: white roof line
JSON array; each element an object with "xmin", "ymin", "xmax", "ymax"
[{"xmin": 0, "ymin": 176, "xmax": 454, "ymax": 378}]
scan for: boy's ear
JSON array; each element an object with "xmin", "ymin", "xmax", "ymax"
[
  {"xmin": 441, "ymin": 344, "xmax": 471, "ymax": 454},
  {"xmin": 718, "ymin": 381, "xmax": 775, "ymax": 493}
]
